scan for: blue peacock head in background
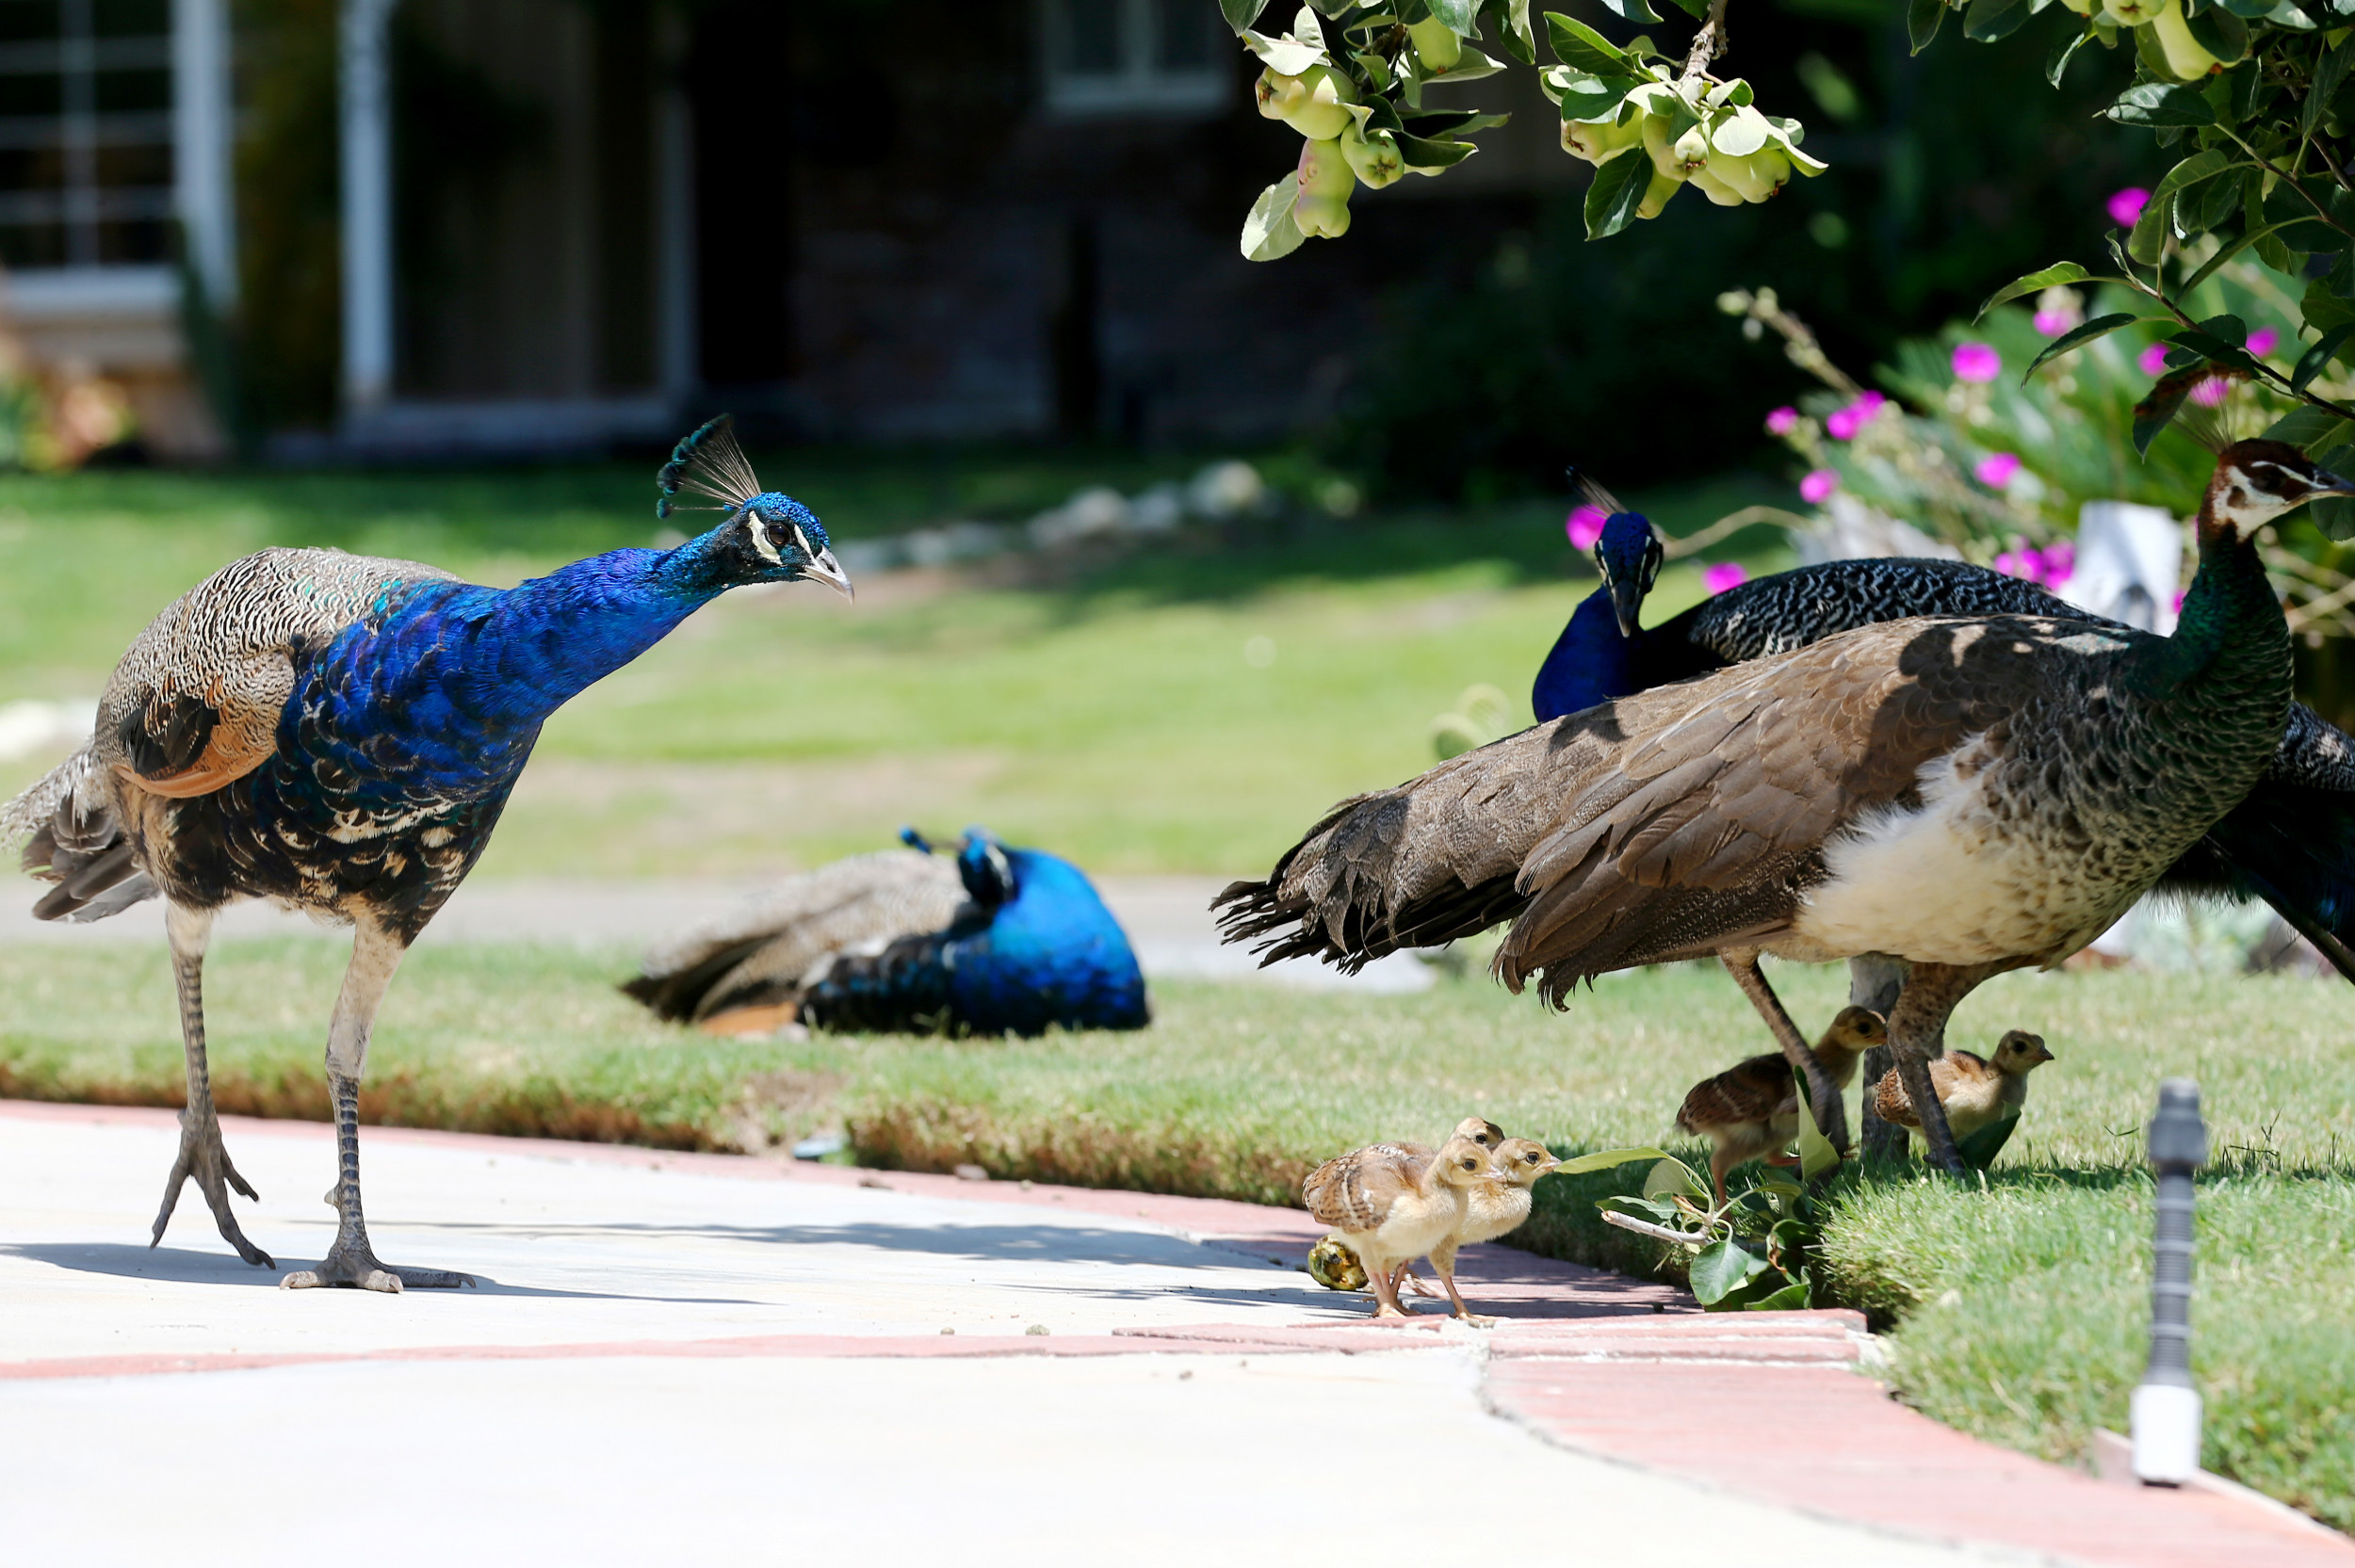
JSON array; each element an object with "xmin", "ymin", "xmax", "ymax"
[
  {"xmin": 657, "ymin": 415, "xmax": 853, "ymax": 599},
  {"xmin": 954, "ymin": 827, "xmax": 1018, "ymax": 909},
  {"xmin": 1569, "ymin": 467, "xmax": 1662, "ymax": 637}
]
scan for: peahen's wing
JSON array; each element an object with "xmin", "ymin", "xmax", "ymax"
[
  {"xmin": 625, "ymin": 849, "xmax": 966, "ymax": 1021},
  {"xmin": 98, "ymin": 547, "xmax": 460, "ymax": 800},
  {"xmin": 1220, "ymin": 616, "xmax": 2066, "ymax": 1002}
]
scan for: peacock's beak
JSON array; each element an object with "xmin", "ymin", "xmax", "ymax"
[
  {"xmin": 1608, "ymin": 574, "xmax": 1645, "ymax": 639},
  {"xmin": 804, "ymin": 546, "xmax": 855, "ymax": 603},
  {"xmin": 2312, "ymin": 467, "xmax": 2355, "ymax": 500}
]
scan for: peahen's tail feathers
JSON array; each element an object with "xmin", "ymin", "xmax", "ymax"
[
  {"xmin": 2201, "ymin": 782, "xmax": 2355, "ymax": 982},
  {"xmin": 5, "ymin": 741, "xmax": 158, "ymax": 922}
]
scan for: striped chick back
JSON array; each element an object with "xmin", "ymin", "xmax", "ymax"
[{"xmin": 1302, "ymin": 1143, "xmax": 1421, "ymax": 1234}]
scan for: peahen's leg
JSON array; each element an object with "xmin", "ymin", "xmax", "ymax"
[
  {"xmin": 1718, "ymin": 949, "xmax": 1851, "ymax": 1155},
  {"xmin": 1847, "ymin": 954, "xmax": 1910, "ymax": 1162},
  {"xmin": 151, "ymin": 902, "xmax": 274, "ymax": 1268},
  {"xmin": 282, "ymin": 921, "xmax": 472, "ymax": 1292},
  {"xmin": 1883, "ymin": 961, "xmax": 2005, "ymax": 1178}
]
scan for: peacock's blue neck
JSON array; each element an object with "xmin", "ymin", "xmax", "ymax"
[
  {"xmin": 1533, "ymin": 587, "xmax": 1637, "ymax": 722},
  {"xmin": 290, "ymin": 527, "xmax": 762, "ymax": 803}
]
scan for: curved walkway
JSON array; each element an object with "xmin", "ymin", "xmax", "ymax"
[{"xmin": 0, "ymin": 1100, "xmax": 2342, "ymax": 1566}]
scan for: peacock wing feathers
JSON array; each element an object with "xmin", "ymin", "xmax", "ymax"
[
  {"xmin": 624, "ymin": 849, "xmax": 966, "ymax": 1022},
  {"xmin": 99, "ymin": 547, "xmax": 460, "ymax": 800},
  {"xmin": 1223, "ymin": 616, "xmax": 2074, "ymax": 995}
]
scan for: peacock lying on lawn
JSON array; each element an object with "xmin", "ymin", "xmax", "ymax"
[
  {"xmin": 1530, "ymin": 471, "xmax": 2355, "ymax": 1144},
  {"xmin": 1220, "ymin": 440, "xmax": 2355, "ymax": 1172},
  {"xmin": 2, "ymin": 416, "xmax": 851, "ymax": 1291},
  {"xmin": 625, "ymin": 826, "xmax": 1149, "ymax": 1037}
]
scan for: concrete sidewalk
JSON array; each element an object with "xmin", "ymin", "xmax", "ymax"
[{"xmin": 1, "ymin": 1101, "xmax": 2344, "ymax": 1567}]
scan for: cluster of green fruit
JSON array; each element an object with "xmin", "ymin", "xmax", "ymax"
[
  {"xmin": 2064, "ymin": 0, "xmax": 2225, "ymax": 80},
  {"xmin": 1544, "ymin": 16, "xmax": 1822, "ymax": 230}
]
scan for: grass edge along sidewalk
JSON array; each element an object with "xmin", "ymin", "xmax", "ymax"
[{"xmin": 0, "ymin": 938, "xmax": 2347, "ymax": 1533}]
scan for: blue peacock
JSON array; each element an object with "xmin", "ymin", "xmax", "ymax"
[
  {"xmin": 2, "ymin": 416, "xmax": 851, "ymax": 1291},
  {"xmin": 625, "ymin": 825, "xmax": 1149, "ymax": 1037}
]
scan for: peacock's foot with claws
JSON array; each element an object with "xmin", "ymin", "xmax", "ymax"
[
  {"xmin": 151, "ymin": 1105, "xmax": 273, "ymax": 1269},
  {"xmin": 282, "ymin": 1238, "xmax": 474, "ymax": 1293}
]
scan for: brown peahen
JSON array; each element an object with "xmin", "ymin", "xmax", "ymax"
[{"xmin": 1218, "ymin": 440, "xmax": 2353, "ymax": 1174}]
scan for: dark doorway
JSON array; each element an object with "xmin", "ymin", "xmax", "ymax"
[{"xmin": 686, "ymin": 0, "xmax": 794, "ymax": 387}]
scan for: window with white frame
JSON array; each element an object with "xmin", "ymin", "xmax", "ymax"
[
  {"xmin": 1041, "ymin": 0, "xmax": 1226, "ymax": 118},
  {"xmin": 0, "ymin": 0, "xmax": 174, "ymax": 269}
]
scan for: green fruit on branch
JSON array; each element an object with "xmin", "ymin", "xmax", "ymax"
[
  {"xmin": 1268, "ymin": 63, "xmax": 1357, "ymax": 141},
  {"xmin": 1294, "ymin": 137, "xmax": 1356, "ymax": 237},
  {"xmin": 1561, "ymin": 113, "xmax": 1644, "ymax": 166},
  {"xmin": 1714, "ymin": 147, "xmax": 1791, "ymax": 202},
  {"xmin": 1688, "ymin": 165, "xmax": 1745, "ymax": 206},
  {"xmin": 1671, "ymin": 122, "xmax": 1713, "ymax": 176},
  {"xmin": 1637, "ymin": 166, "xmax": 1683, "ymax": 219},
  {"xmin": 1641, "ymin": 113, "xmax": 1692, "ymax": 184},
  {"xmin": 1256, "ymin": 68, "xmax": 1303, "ymax": 121},
  {"xmin": 1342, "ymin": 122, "xmax": 1405, "ymax": 188},
  {"xmin": 2151, "ymin": 0, "xmax": 2220, "ymax": 78},
  {"xmin": 2101, "ymin": 0, "xmax": 2164, "ymax": 24},
  {"xmin": 1407, "ymin": 15, "xmax": 1463, "ymax": 73}
]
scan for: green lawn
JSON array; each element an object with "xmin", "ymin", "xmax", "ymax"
[
  {"xmin": 1, "ymin": 938, "xmax": 2346, "ymax": 1530},
  {"xmin": 0, "ymin": 460, "xmax": 1778, "ymax": 877}
]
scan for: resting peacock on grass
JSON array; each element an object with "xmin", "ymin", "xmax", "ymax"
[
  {"xmin": 624, "ymin": 826, "xmax": 1148, "ymax": 1036},
  {"xmin": 1531, "ymin": 469, "xmax": 2355, "ymax": 1146},
  {"xmin": 1219, "ymin": 440, "xmax": 2354, "ymax": 1174},
  {"xmin": 0, "ymin": 416, "xmax": 850, "ymax": 1291}
]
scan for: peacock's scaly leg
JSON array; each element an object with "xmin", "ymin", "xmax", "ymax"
[
  {"xmin": 1883, "ymin": 961, "xmax": 2011, "ymax": 1178},
  {"xmin": 1718, "ymin": 949, "xmax": 1851, "ymax": 1156},
  {"xmin": 1848, "ymin": 954, "xmax": 1909, "ymax": 1162},
  {"xmin": 151, "ymin": 902, "xmax": 274, "ymax": 1269},
  {"xmin": 282, "ymin": 922, "xmax": 471, "ymax": 1292}
]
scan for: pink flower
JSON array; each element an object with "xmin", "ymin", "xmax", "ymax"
[
  {"xmin": 1951, "ymin": 342, "xmax": 2001, "ymax": 384},
  {"xmin": 1799, "ymin": 469, "xmax": 1839, "ymax": 505},
  {"xmin": 1567, "ymin": 504, "xmax": 1607, "ymax": 550},
  {"xmin": 1702, "ymin": 561, "xmax": 1749, "ymax": 595},
  {"xmin": 1974, "ymin": 452, "xmax": 2022, "ymax": 488},
  {"xmin": 2042, "ymin": 539, "xmax": 2074, "ymax": 589},
  {"xmin": 2033, "ymin": 308, "xmax": 2076, "ymax": 336},
  {"xmin": 1826, "ymin": 407, "xmax": 1861, "ymax": 441},
  {"xmin": 2137, "ymin": 343, "xmax": 2172, "ymax": 377},
  {"xmin": 2172, "ymin": 589, "xmax": 2185, "ymax": 614},
  {"xmin": 2248, "ymin": 327, "xmax": 2280, "ymax": 358},
  {"xmin": 2190, "ymin": 376, "xmax": 2231, "ymax": 408},
  {"xmin": 1765, "ymin": 406, "xmax": 1798, "ymax": 435},
  {"xmin": 1994, "ymin": 548, "xmax": 2029, "ymax": 580},
  {"xmin": 2108, "ymin": 187, "xmax": 2150, "ymax": 229}
]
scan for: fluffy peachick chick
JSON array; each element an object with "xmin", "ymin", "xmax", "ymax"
[
  {"xmin": 1873, "ymin": 1029, "xmax": 2054, "ymax": 1145},
  {"xmin": 1302, "ymin": 1135, "xmax": 1497, "ymax": 1318},
  {"xmin": 1675, "ymin": 1006, "xmax": 1887, "ymax": 1204},
  {"xmin": 1414, "ymin": 1137, "xmax": 1561, "ymax": 1324}
]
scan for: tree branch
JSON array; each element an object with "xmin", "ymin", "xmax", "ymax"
[{"xmin": 1680, "ymin": 0, "xmax": 1729, "ymax": 82}]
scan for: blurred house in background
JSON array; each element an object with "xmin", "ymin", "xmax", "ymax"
[
  {"xmin": 320, "ymin": 0, "xmax": 1570, "ymax": 458},
  {"xmin": 0, "ymin": 0, "xmax": 235, "ymax": 459}
]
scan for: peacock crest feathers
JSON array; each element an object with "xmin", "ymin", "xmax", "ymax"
[{"xmin": 656, "ymin": 414, "xmax": 769, "ymax": 520}]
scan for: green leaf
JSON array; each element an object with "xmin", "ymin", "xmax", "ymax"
[
  {"xmin": 2183, "ymin": 2, "xmax": 2249, "ymax": 60},
  {"xmin": 1643, "ymin": 1156, "xmax": 1710, "ymax": 1202},
  {"xmin": 1656, "ymin": 0, "xmax": 1710, "ymax": 17},
  {"xmin": 2195, "ymin": 166, "xmax": 2249, "ymax": 237},
  {"xmin": 2022, "ymin": 313, "xmax": 2159, "ymax": 380},
  {"xmin": 1583, "ymin": 145, "xmax": 1650, "ymax": 240},
  {"xmin": 2178, "ymin": 219, "xmax": 2300, "ymax": 296},
  {"xmin": 2262, "ymin": 406, "xmax": 2353, "ymax": 449},
  {"xmin": 2134, "ymin": 376, "xmax": 2195, "ymax": 459},
  {"xmin": 1954, "ymin": 1111, "xmax": 2020, "ymax": 1172},
  {"xmin": 1976, "ymin": 260, "xmax": 2093, "ymax": 321},
  {"xmin": 1907, "ymin": 0, "xmax": 1945, "ymax": 53},
  {"xmin": 1965, "ymin": 0, "xmax": 2034, "ymax": 40},
  {"xmin": 1555, "ymin": 74, "xmax": 1636, "ymax": 122},
  {"xmin": 2149, "ymin": 149, "xmax": 2234, "ymax": 207},
  {"xmin": 1746, "ymin": 1278, "xmax": 1812, "ymax": 1311},
  {"xmin": 1396, "ymin": 132, "xmax": 1478, "ymax": 168},
  {"xmin": 1430, "ymin": 0, "xmax": 1477, "ymax": 27},
  {"xmin": 1490, "ymin": 0, "xmax": 1537, "ymax": 62},
  {"xmin": 2107, "ymin": 81, "xmax": 2217, "ymax": 126},
  {"xmin": 1220, "ymin": 0, "xmax": 1272, "ymax": 29},
  {"xmin": 1594, "ymin": 0, "xmax": 1663, "ymax": 20},
  {"xmin": 1558, "ymin": 1143, "xmax": 1677, "ymax": 1174},
  {"xmin": 2048, "ymin": 21, "xmax": 2097, "ymax": 87},
  {"xmin": 2295, "ymin": 325, "xmax": 2355, "ymax": 393},
  {"xmin": 1543, "ymin": 11, "xmax": 1628, "ymax": 73},
  {"xmin": 1241, "ymin": 178, "xmax": 1307, "ymax": 263},
  {"xmin": 2128, "ymin": 190, "xmax": 2173, "ymax": 265},
  {"xmin": 1689, "ymin": 1239, "xmax": 1767, "ymax": 1305},
  {"xmin": 2306, "ymin": 40, "xmax": 2352, "ymax": 141}
]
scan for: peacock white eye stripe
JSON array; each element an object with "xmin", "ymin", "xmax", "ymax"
[{"xmin": 746, "ymin": 510, "xmax": 783, "ymax": 563}]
